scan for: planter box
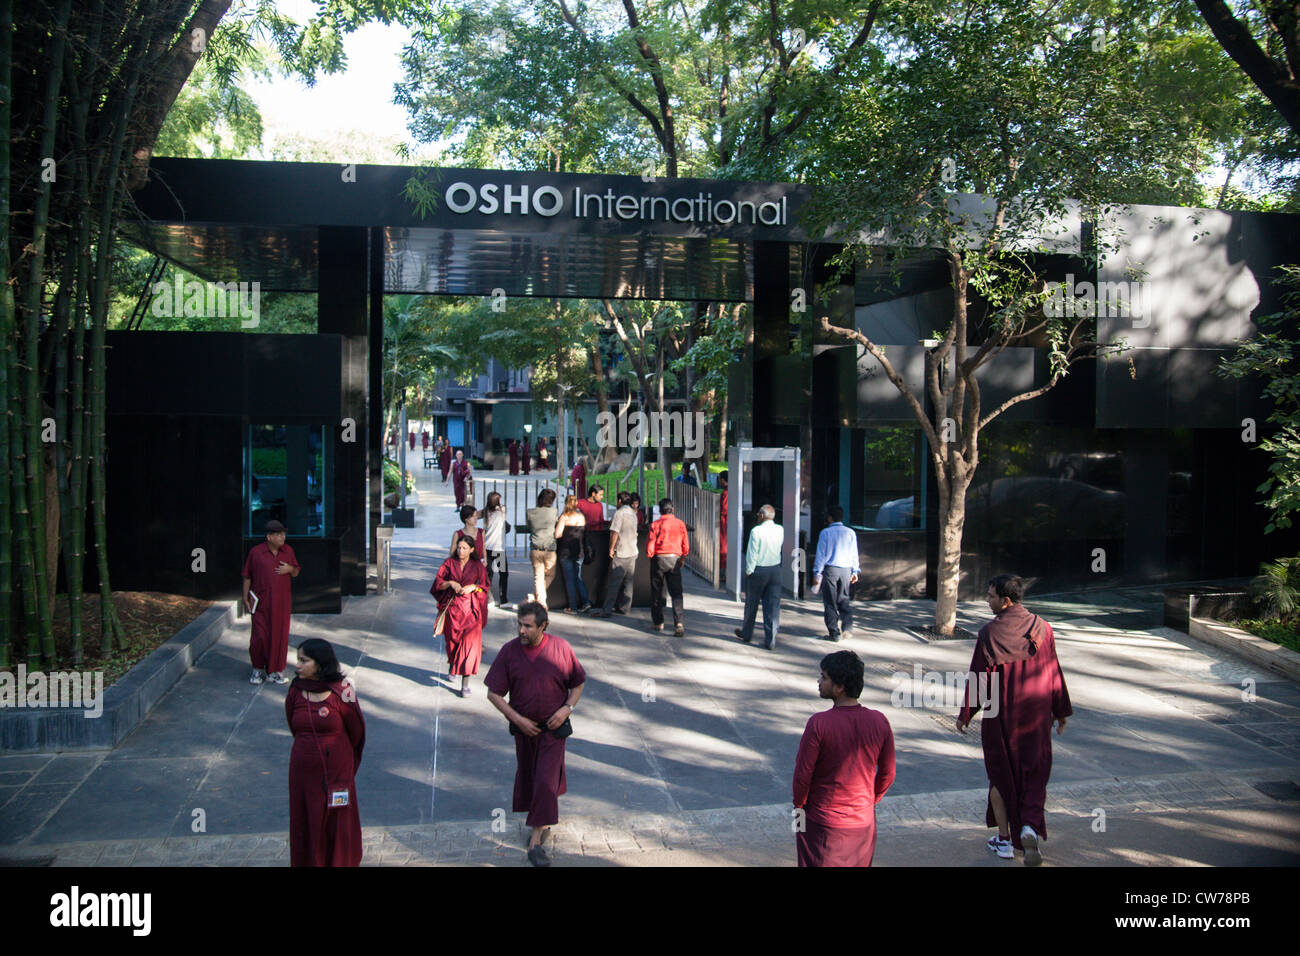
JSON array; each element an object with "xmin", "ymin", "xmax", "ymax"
[
  {"xmin": 0, "ymin": 602, "xmax": 237, "ymax": 753},
  {"xmin": 1188, "ymin": 616, "xmax": 1300, "ymax": 682},
  {"xmin": 1163, "ymin": 586, "xmax": 1251, "ymax": 633}
]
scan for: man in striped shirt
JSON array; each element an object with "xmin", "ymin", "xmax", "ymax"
[{"xmin": 812, "ymin": 505, "xmax": 860, "ymax": 641}]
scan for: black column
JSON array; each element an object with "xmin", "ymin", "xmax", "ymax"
[
  {"xmin": 808, "ymin": 244, "xmax": 854, "ymax": 553},
  {"xmin": 368, "ymin": 227, "xmax": 385, "ymax": 566},
  {"xmin": 319, "ymin": 226, "xmax": 369, "ymax": 596}
]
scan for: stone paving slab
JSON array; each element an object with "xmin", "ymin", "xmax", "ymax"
[
  {"xmin": 3, "ymin": 467, "xmax": 1298, "ymax": 866},
  {"xmin": 5, "ymin": 767, "xmax": 1295, "ymax": 867}
]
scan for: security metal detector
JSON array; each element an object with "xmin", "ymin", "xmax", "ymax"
[{"xmin": 726, "ymin": 443, "xmax": 801, "ymax": 602}]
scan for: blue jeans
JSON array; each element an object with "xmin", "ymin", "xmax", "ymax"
[{"xmin": 559, "ymin": 557, "xmax": 589, "ymax": 609}]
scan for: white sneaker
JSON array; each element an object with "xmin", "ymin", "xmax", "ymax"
[
  {"xmin": 249, "ymin": 669, "xmax": 266, "ymax": 685},
  {"xmin": 268, "ymin": 671, "xmax": 288, "ymax": 685},
  {"xmin": 987, "ymin": 834, "xmax": 1013, "ymax": 859},
  {"xmin": 1020, "ymin": 825, "xmax": 1041, "ymax": 866}
]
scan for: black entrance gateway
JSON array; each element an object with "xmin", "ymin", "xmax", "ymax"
[{"xmin": 113, "ymin": 157, "xmax": 1299, "ymax": 611}]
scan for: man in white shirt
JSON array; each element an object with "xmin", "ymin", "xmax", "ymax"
[
  {"xmin": 813, "ymin": 505, "xmax": 860, "ymax": 641},
  {"xmin": 593, "ymin": 492, "xmax": 639, "ymax": 617},
  {"xmin": 734, "ymin": 504, "xmax": 784, "ymax": 649}
]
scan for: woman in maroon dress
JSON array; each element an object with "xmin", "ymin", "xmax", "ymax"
[
  {"xmin": 286, "ymin": 638, "xmax": 365, "ymax": 867},
  {"xmin": 432, "ymin": 535, "xmax": 490, "ymax": 697}
]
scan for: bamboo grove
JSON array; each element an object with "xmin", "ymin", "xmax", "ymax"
[{"xmin": 2, "ymin": 1, "xmax": 229, "ymax": 666}]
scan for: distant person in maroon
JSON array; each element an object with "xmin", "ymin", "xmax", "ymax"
[
  {"xmin": 793, "ymin": 650, "xmax": 896, "ymax": 867},
  {"xmin": 521, "ymin": 437, "xmax": 531, "ymax": 475},
  {"xmin": 570, "ymin": 458, "xmax": 587, "ymax": 501},
  {"xmin": 286, "ymin": 638, "xmax": 364, "ymax": 866},
  {"xmin": 451, "ymin": 448, "xmax": 473, "ymax": 510},
  {"xmin": 438, "ymin": 441, "xmax": 452, "ymax": 482},
  {"xmin": 957, "ymin": 573, "xmax": 1071, "ymax": 866},
  {"xmin": 508, "ymin": 439, "xmax": 520, "ymax": 475},
  {"xmin": 432, "ymin": 533, "xmax": 490, "ymax": 697},
  {"xmin": 242, "ymin": 519, "xmax": 300, "ymax": 685},
  {"xmin": 485, "ymin": 601, "xmax": 586, "ymax": 867}
]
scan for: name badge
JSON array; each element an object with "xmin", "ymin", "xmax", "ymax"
[{"xmin": 329, "ymin": 790, "xmax": 350, "ymax": 808}]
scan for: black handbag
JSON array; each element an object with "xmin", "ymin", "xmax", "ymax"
[{"xmin": 509, "ymin": 715, "xmax": 573, "ymax": 739}]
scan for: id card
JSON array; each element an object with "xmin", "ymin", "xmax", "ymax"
[{"xmin": 329, "ymin": 789, "xmax": 350, "ymax": 808}]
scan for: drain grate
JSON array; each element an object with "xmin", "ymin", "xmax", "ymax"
[{"xmin": 907, "ymin": 625, "xmax": 978, "ymax": 642}]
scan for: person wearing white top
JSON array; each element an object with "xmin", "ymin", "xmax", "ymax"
[{"xmin": 482, "ymin": 491, "xmax": 512, "ymax": 609}]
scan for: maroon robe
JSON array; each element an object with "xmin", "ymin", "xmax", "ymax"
[
  {"xmin": 241, "ymin": 541, "xmax": 299, "ymax": 673},
  {"xmin": 451, "ymin": 527, "xmax": 485, "ymax": 561},
  {"xmin": 286, "ymin": 678, "xmax": 365, "ymax": 866},
  {"xmin": 508, "ymin": 440, "xmax": 519, "ymax": 475},
  {"xmin": 409, "ymin": 430, "xmax": 416, "ymax": 450},
  {"xmin": 958, "ymin": 604, "xmax": 1072, "ymax": 849},
  {"xmin": 484, "ymin": 633, "xmax": 586, "ymax": 827},
  {"xmin": 432, "ymin": 556, "xmax": 489, "ymax": 676},
  {"xmin": 570, "ymin": 461, "xmax": 586, "ymax": 501},
  {"xmin": 522, "ymin": 439, "xmax": 531, "ymax": 475},
  {"xmin": 792, "ymin": 704, "xmax": 896, "ymax": 867},
  {"xmin": 422, "ymin": 432, "xmax": 430, "ymax": 451},
  {"xmin": 438, "ymin": 446, "xmax": 452, "ymax": 481},
  {"xmin": 719, "ymin": 489, "xmax": 729, "ymax": 567},
  {"xmin": 451, "ymin": 458, "xmax": 472, "ymax": 507}
]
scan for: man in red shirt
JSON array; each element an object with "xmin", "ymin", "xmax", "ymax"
[
  {"xmin": 574, "ymin": 485, "xmax": 606, "ymax": 530},
  {"xmin": 485, "ymin": 601, "xmax": 587, "ymax": 867},
  {"xmin": 241, "ymin": 519, "xmax": 301, "ymax": 684},
  {"xmin": 792, "ymin": 650, "xmax": 896, "ymax": 867},
  {"xmin": 645, "ymin": 498, "xmax": 689, "ymax": 636}
]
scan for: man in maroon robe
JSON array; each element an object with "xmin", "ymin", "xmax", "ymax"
[
  {"xmin": 570, "ymin": 458, "xmax": 587, "ymax": 501},
  {"xmin": 508, "ymin": 439, "xmax": 519, "ymax": 475},
  {"xmin": 957, "ymin": 573, "xmax": 1072, "ymax": 866},
  {"xmin": 451, "ymin": 449, "xmax": 473, "ymax": 509},
  {"xmin": 485, "ymin": 601, "xmax": 586, "ymax": 867},
  {"xmin": 522, "ymin": 437, "xmax": 531, "ymax": 475},
  {"xmin": 793, "ymin": 650, "xmax": 896, "ymax": 867},
  {"xmin": 438, "ymin": 442, "xmax": 452, "ymax": 481},
  {"xmin": 409, "ymin": 429, "xmax": 416, "ymax": 451},
  {"xmin": 241, "ymin": 519, "xmax": 300, "ymax": 684}
]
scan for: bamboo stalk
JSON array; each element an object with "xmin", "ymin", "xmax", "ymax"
[
  {"xmin": 21, "ymin": 0, "xmax": 73, "ymax": 666},
  {"xmin": 0, "ymin": 0, "xmax": 14, "ymax": 666}
]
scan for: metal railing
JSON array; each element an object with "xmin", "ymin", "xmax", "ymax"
[
  {"xmin": 669, "ymin": 481, "xmax": 721, "ymax": 588},
  {"xmin": 471, "ymin": 475, "xmax": 572, "ymax": 556}
]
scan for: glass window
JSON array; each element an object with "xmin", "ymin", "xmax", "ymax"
[
  {"xmin": 862, "ymin": 426, "xmax": 924, "ymax": 529},
  {"xmin": 247, "ymin": 424, "xmax": 329, "ymax": 537}
]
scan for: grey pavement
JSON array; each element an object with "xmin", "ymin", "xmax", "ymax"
[{"xmin": 2, "ymin": 464, "xmax": 1298, "ymax": 866}]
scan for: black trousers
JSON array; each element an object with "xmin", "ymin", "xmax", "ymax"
[
  {"xmin": 485, "ymin": 549, "xmax": 509, "ymax": 605},
  {"xmin": 821, "ymin": 566, "xmax": 853, "ymax": 636},
  {"xmin": 741, "ymin": 564, "xmax": 782, "ymax": 646},
  {"xmin": 650, "ymin": 555, "xmax": 684, "ymax": 626}
]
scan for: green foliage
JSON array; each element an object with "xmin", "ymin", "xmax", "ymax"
[
  {"xmin": 1249, "ymin": 554, "xmax": 1300, "ymax": 628},
  {"xmin": 251, "ymin": 448, "xmax": 286, "ymax": 475},
  {"xmin": 383, "ymin": 458, "xmax": 415, "ymax": 493},
  {"xmin": 1229, "ymin": 617, "xmax": 1300, "ymax": 653},
  {"xmin": 1219, "ymin": 265, "xmax": 1300, "ymax": 532}
]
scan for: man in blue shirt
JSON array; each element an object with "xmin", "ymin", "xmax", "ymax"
[
  {"xmin": 812, "ymin": 505, "xmax": 860, "ymax": 641},
  {"xmin": 734, "ymin": 504, "xmax": 783, "ymax": 649}
]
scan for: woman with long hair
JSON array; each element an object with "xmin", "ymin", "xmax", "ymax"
[
  {"xmin": 431, "ymin": 534, "xmax": 490, "ymax": 696},
  {"xmin": 554, "ymin": 494, "xmax": 591, "ymax": 613},
  {"xmin": 482, "ymin": 491, "xmax": 511, "ymax": 609},
  {"xmin": 286, "ymin": 638, "xmax": 365, "ymax": 866},
  {"xmin": 451, "ymin": 504, "xmax": 485, "ymax": 560}
]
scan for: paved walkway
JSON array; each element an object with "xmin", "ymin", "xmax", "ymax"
[{"xmin": 2, "ymin": 465, "xmax": 1298, "ymax": 866}]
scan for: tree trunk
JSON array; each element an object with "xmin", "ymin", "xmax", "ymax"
[{"xmin": 589, "ymin": 334, "xmax": 617, "ymax": 464}]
